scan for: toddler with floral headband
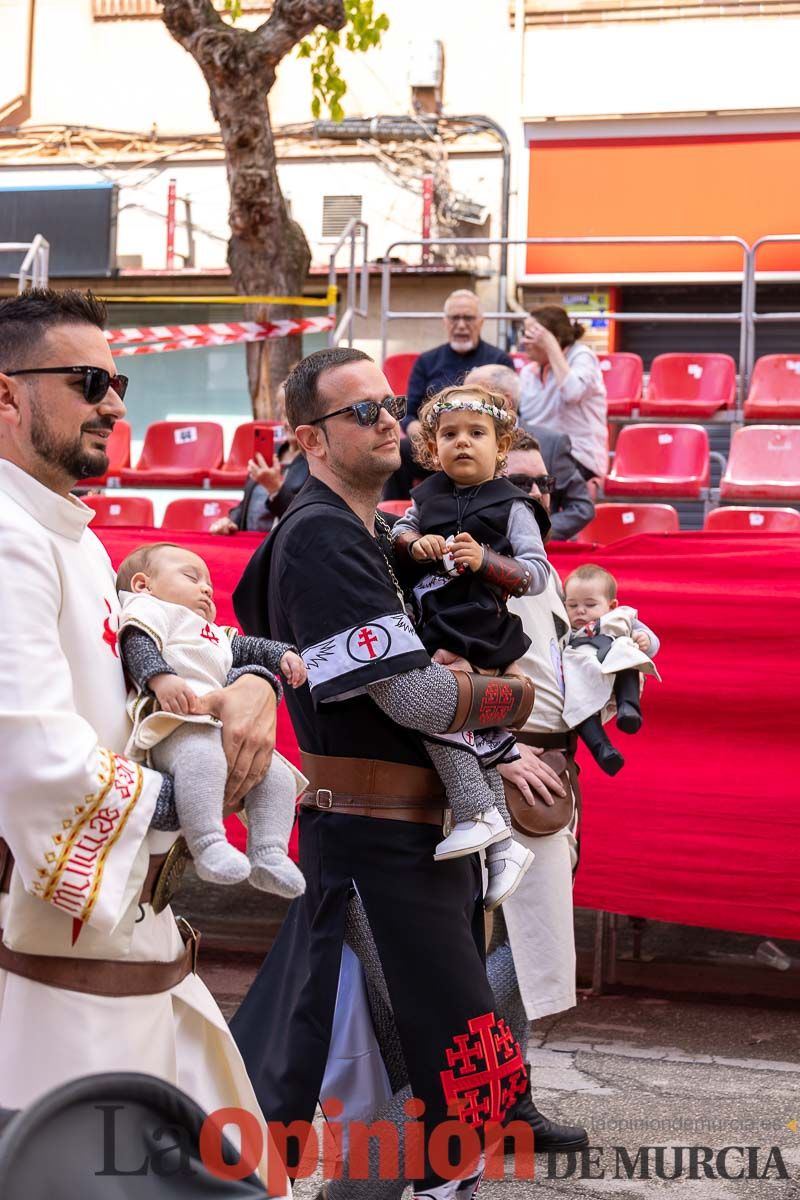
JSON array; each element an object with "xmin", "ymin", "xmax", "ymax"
[{"xmin": 392, "ymin": 384, "xmax": 551, "ymax": 910}]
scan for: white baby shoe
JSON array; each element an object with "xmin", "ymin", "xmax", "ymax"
[
  {"xmin": 434, "ymin": 805, "xmax": 508, "ymax": 861},
  {"xmin": 484, "ymin": 841, "xmax": 535, "ymax": 911}
]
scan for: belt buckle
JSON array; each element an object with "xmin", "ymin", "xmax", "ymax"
[
  {"xmin": 176, "ymin": 916, "xmax": 200, "ymax": 973},
  {"xmin": 151, "ymin": 836, "xmax": 191, "ymax": 915},
  {"xmin": 316, "ymin": 788, "xmax": 333, "ymax": 809}
]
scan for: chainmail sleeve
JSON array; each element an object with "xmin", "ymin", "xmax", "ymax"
[
  {"xmin": 365, "ymin": 662, "xmax": 458, "ymax": 735},
  {"xmin": 149, "ymin": 772, "xmax": 179, "ymax": 832}
]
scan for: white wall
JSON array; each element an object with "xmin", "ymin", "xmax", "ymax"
[{"xmin": 521, "ymin": 16, "xmax": 799, "ymax": 119}]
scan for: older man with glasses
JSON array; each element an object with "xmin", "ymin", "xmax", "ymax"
[{"xmin": 384, "ymin": 290, "xmax": 515, "ymax": 501}]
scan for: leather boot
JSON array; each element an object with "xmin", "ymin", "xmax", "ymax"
[
  {"xmin": 614, "ymin": 668, "xmax": 642, "ymax": 734},
  {"xmin": 503, "ymin": 1077, "xmax": 589, "ymax": 1155},
  {"xmin": 575, "ymin": 713, "xmax": 624, "ymax": 775}
]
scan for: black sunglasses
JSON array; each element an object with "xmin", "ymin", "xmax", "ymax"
[
  {"xmin": 308, "ymin": 395, "xmax": 406, "ymax": 428},
  {"xmin": 508, "ymin": 472, "xmax": 556, "ymax": 495},
  {"xmin": 5, "ymin": 365, "xmax": 129, "ymax": 404}
]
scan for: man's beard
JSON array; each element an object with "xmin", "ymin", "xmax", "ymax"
[
  {"xmin": 327, "ymin": 438, "xmax": 401, "ymax": 494},
  {"xmin": 29, "ymin": 398, "xmax": 111, "ymax": 481}
]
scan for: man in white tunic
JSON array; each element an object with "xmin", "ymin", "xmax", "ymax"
[{"xmin": 0, "ymin": 290, "xmax": 285, "ymax": 1189}]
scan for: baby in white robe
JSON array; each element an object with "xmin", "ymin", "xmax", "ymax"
[
  {"xmin": 562, "ymin": 564, "xmax": 661, "ymax": 775},
  {"xmin": 116, "ymin": 542, "xmax": 307, "ymax": 896}
]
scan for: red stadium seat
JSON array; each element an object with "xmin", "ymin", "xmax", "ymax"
[
  {"xmin": 743, "ymin": 355, "xmax": 800, "ymax": 421},
  {"xmin": 640, "ymin": 353, "xmax": 736, "ymax": 418},
  {"xmin": 119, "ymin": 421, "xmax": 223, "ymax": 487},
  {"xmin": 378, "ymin": 500, "xmax": 412, "ymax": 517},
  {"xmin": 604, "ymin": 424, "xmax": 710, "ymax": 499},
  {"xmin": 575, "ymin": 502, "xmax": 679, "ymax": 544},
  {"xmin": 719, "ymin": 426, "xmax": 800, "ymax": 501},
  {"xmin": 83, "ymin": 494, "xmax": 155, "ymax": 527},
  {"xmin": 383, "ymin": 354, "xmax": 419, "ymax": 395},
  {"xmin": 598, "ymin": 353, "xmax": 643, "ymax": 417},
  {"xmin": 161, "ymin": 497, "xmax": 239, "ymax": 532},
  {"xmin": 208, "ymin": 422, "xmax": 283, "ymax": 487},
  {"xmin": 81, "ymin": 419, "xmax": 131, "ymax": 487},
  {"xmin": 704, "ymin": 505, "xmax": 800, "ymax": 532}
]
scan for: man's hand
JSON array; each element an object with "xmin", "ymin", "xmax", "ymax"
[
  {"xmin": 193, "ymin": 675, "xmax": 277, "ymax": 813},
  {"xmin": 248, "ymin": 452, "xmax": 283, "ymax": 494},
  {"xmin": 632, "ymin": 630, "xmax": 652, "ymax": 654},
  {"xmin": 411, "ymin": 534, "xmax": 448, "ymax": 562},
  {"xmin": 498, "ymin": 742, "xmax": 566, "ymax": 807},
  {"xmin": 281, "ymin": 650, "xmax": 308, "ymax": 688},
  {"xmin": 209, "ymin": 516, "xmax": 239, "ymax": 536},
  {"xmin": 449, "ymin": 532, "xmax": 483, "ymax": 573},
  {"xmin": 151, "ymin": 673, "xmax": 199, "ymax": 715}
]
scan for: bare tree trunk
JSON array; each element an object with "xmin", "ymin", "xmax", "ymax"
[{"xmin": 159, "ymin": 0, "xmax": 344, "ymax": 416}]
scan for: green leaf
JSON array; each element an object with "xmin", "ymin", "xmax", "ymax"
[{"xmin": 303, "ymin": 0, "xmax": 389, "ymax": 120}]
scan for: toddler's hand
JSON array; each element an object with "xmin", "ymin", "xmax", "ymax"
[
  {"xmin": 632, "ymin": 630, "xmax": 652, "ymax": 654},
  {"xmin": 411, "ymin": 534, "xmax": 448, "ymax": 562},
  {"xmin": 432, "ymin": 648, "xmax": 474, "ymax": 673},
  {"xmin": 281, "ymin": 650, "xmax": 308, "ymax": 688},
  {"xmin": 151, "ymin": 673, "xmax": 199, "ymax": 715},
  {"xmin": 449, "ymin": 532, "xmax": 484, "ymax": 572}
]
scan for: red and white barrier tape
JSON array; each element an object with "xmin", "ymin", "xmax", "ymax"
[{"xmin": 108, "ymin": 316, "xmax": 333, "ymax": 356}]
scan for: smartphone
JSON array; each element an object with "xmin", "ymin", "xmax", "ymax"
[{"xmin": 253, "ymin": 425, "xmax": 274, "ymax": 465}]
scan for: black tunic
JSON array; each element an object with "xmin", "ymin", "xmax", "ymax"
[
  {"xmin": 231, "ymin": 477, "xmax": 527, "ymax": 1190},
  {"xmin": 409, "ymin": 472, "xmax": 550, "ymax": 670}
]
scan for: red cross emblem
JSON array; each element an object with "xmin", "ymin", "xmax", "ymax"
[
  {"xmin": 102, "ymin": 599, "xmax": 118, "ymax": 657},
  {"xmin": 440, "ymin": 1011, "xmax": 527, "ymax": 1127},
  {"xmin": 346, "ymin": 622, "xmax": 391, "ymax": 663},
  {"xmin": 200, "ymin": 623, "xmax": 219, "ymax": 645},
  {"xmin": 477, "ymin": 681, "xmax": 514, "ymax": 726}
]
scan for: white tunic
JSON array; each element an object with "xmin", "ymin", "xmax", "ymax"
[
  {"xmin": 503, "ymin": 570, "xmax": 580, "ymax": 1020},
  {"xmin": 561, "ymin": 605, "xmax": 661, "ymax": 729},
  {"xmin": 0, "ymin": 461, "xmax": 287, "ymax": 1193}
]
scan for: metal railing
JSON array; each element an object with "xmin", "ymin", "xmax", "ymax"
[
  {"xmin": 0, "ymin": 235, "xmax": 50, "ymax": 291},
  {"xmin": 379, "ymin": 235, "xmax": 752, "ymax": 410},
  {"xmin": 745, "ymin": 235, "xmax": 800, "ymax": 382},
  {"xmin": 327, "ymin": 219, "xmax": 369, "ymax": 348}
]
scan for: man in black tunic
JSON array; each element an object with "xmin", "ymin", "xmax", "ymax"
[{"xmin": 232, "ymin": 348, "xmax": 535, "ymax": 1198}]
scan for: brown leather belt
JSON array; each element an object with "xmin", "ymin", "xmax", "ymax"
[
  {"xmin": 299, "ymin": 752, "xmax": 447, "ymax": 826},
  {"xmin": 0, "ymin": 919, "xmax": 199, "ymax": 997},
  {"xmin": 516, "ymin": 730, "xmax": 578, "ymax": 754},
  {"xmin": 0, "ymin": 838, "xmax": 198, "ymax": 995}
]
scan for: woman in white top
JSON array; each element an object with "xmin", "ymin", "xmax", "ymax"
[{"xmin": 517, "ymin": 305, "xmax": 608, "ymax": 480}]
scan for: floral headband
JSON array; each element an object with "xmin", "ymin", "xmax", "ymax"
[{"xmin": 424, "ymin": 398, "xmax": 515, "ymax": 428}]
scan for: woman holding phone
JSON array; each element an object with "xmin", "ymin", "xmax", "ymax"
[
  {"xmin": 210, "ymin": 430, "xmax": 308, "ymax": 535},
  {"xmin": 517, "ymin": 305, "xmax": 608, "ymax": 484}
]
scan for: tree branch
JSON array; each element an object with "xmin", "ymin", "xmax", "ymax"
[
  {"xmin": 254, "ymin": 0, "xmax": 346, "ymax": 68},
  {"xmin": 158, "ymin": 0, "xmax": 226, "ymax": 46}
]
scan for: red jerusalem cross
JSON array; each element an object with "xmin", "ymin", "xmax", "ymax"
[
  {"xmin": 440, "ymin": 1012, "xmax": 527, "ymax": 1127},
  {"xmin": 357, "ymin": 627, "xmax": 380, "ymax": 659}
]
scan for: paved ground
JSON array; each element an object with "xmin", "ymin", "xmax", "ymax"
[{"xmin": 202, "ymin": 951, "xmax": 800, "ymax": 1200}]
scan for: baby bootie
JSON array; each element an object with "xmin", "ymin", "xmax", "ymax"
[
  {"xmin": 193, "ymin": 840, "xmax": 251, "ymax": 885},
  {"xmin": 249, "ymin": 847, "xmax": 306, "ymax": 898}
]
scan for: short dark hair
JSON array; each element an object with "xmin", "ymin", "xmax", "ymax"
[
  {"xmin": 0, "ymin": 289, "xmax": 108, "ymax": 373},
  {"xmin": 511, "ymin": 431, "xmax": 541, "ymax": 454},
  {"xmin": 283, "ymin": 346, "xmax": 372, "ymax": 430},
  {"xmin": 116, "ymin": 542, "xmax": 183, "ymax": 593}
]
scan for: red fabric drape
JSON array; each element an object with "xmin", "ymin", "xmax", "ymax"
[{"xmin": 98, "ymin": 528, "xmax": 800, "ymax": 939}]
